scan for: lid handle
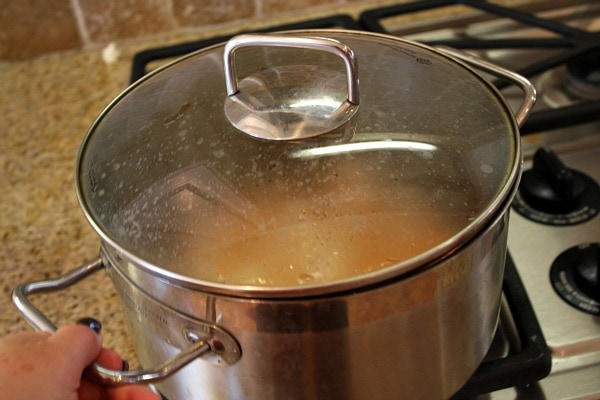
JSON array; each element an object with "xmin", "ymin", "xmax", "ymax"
[
  {"xmin": 435, "ymin": 46, "xmax": 536, "ymax": 128},
  {"xmin": 223, "ymin": 34, "xmax": 360, "ymax": 141}
]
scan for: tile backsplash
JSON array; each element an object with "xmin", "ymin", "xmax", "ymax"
[{"xmin": 0, "ymin": 0, "xmax": 393, "ymax": 60}]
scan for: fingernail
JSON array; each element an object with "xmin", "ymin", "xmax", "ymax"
[
  {"xmin": 122, "ymin": 359, "xmax": 130, "ymax": 371},
  {"xmin": 76, "ymin": 317, "xmax": 102, "ymax": 334}
]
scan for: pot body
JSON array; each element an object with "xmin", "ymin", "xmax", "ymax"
[
  {"xmin": 102, "ymin": 208, "xmax": 510, "ymax": 400},
  {"xmin": 11, "ymin": 30, "xmax": 535, "ymax": 399},
  {"xmin": 71, "ymin": 29, "xmax": 532, "ymax": 399}
]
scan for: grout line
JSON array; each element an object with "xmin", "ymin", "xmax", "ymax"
[
  {"xmin": 70, "ymin": 0, "xmax": 91, "ymax": 46},
  {"xmin": 254, "ymin": 0, "xmax": 263, "ymax": 19}
]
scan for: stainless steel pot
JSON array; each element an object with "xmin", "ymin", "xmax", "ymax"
[{"xmin": 13, "ymin": 30, "xmax": 535, "ymax": 399}]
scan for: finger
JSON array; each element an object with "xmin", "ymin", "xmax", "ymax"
[
  {"xmin": 95, "ymin": 350, "xmax": 160, "ymax": 400},
  {"xmin": 51, "ymin": 324, "xmax": 103, "ymax": 372},
  {"xmin": 78, "ymin": 348, "xmax": 124, "ymax": 400},
  {"xmin": 107, "ymin": 385, "xmax": 162, "ymax": 400},
  {"xmin": 78, "ymin": 380, "xmax": 107, "ymax": 400},
  {"xmin": 96, "ymin": 347, "xmax": 125, "ymax": 370},
  {"xmin": 80, "ymin": 381, "xmax": 160, "ymax": 400},
  {"xmin": 81, "ymin": 347, "xmax": 158, "ymax": 400}
]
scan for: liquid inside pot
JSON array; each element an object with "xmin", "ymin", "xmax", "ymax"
[
  {"xmin": 113, "ymin": 150, "xmax": 475, "ymax": 287},
  {"xmin": 185, "ymin": 209, "xmax": 463, "ymax": 286}
]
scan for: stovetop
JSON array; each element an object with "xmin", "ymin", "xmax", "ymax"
[
  {"xmin": 497, "ymin": 137, "xmax": 600, "ymax": 400},
  {"xmin": 132, "ymin": 1, "xmax": 600, "ymax": 398},
  {"xmin": 367, "ymin": 2, "xmax": 600, "ymax": 398}
]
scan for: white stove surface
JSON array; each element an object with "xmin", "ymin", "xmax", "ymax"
[
  {"xmin": 390, "ymin": 1, "xmax": 600, "ymax": 397},
  {"xmin": 491, "ymin": 133, "xmax": 600, "ymax": 400}
]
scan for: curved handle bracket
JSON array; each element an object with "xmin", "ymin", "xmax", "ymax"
[
  {"xmin": 12, "ymin": 258, "xmax": 241, "ymax": 385},
  {"xmin": 12, "ymin": 259, "xmax": 104, "ymax": 333},
  {"xmin": 435, "ymin": 46, "xmax": 536, "ymax": 128}
]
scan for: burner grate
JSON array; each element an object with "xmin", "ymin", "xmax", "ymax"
[
  {"xmin": 360, "ymin": 0, "xmax": 600, "ymax": 134},
  {"xmin": 452, "ymin": 253, "xmax": 551, "ymax": 399}
]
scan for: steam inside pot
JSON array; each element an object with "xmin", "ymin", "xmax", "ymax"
[{"xmin": 114, "ymin": 140, "xmax": 475, "ymax": 286}]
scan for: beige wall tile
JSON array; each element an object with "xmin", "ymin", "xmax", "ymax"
[
  {"xmin": 0, "ymin": 0, "xmax": 81, "ymax": 59},
  {"xmin": 78, "ymin": 0, "xmax": 174, "ymax": 43},
  {"xmin": 261, "ymin": 0, "xmax": 343, "ymax": 15},
  {"xmin": 0, "ymin": 0, "xmax": 399, "ymax": 60},
  {"xmin": 172, "ymin": 0, "xmax": 256, "ymax": 27}
]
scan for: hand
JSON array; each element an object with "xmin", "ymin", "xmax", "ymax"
[{"xmin": 0, "ymin": 324, "xmax": 160, "ymax": 400}]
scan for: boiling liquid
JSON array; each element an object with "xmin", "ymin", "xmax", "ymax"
[
  {"xmin": 114, "ymin": 155, "xmax": 476, "ymax": 287},
  {"xmin": 189, "ymin": 209, "xmax": 463, "ymax": 286}
]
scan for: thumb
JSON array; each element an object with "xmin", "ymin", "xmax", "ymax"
[{"xmin": 51, "ymin": 324, "xmax": 103, "ymax": 372}]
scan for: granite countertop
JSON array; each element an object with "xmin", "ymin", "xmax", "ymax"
[
  {"xmin": 0, "ymin": 25, "xmax": 275, "ymax": 365},
  {"xmin": 0, "ymin": 38, "xmax": 150, "ymax": 365}
]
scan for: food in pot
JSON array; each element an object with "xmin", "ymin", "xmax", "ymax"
[{"xmin": 117, "ymin": 145, "xmax": 476, "ymax": 286}]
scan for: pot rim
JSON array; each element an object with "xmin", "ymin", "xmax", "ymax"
[{"xmin": 75, "ymin": 30, "xmax": 524, "ymax": 298}]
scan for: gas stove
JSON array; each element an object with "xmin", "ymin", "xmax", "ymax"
[
  {"xmin": 502, "ymin": 140, "xmax": 600, "ymax": 400},
  {"xmin": 361, "ymin": 1, "xmax": 600, "ymax": 398},
  {"xmin": 364, "ymin": 3, "xmax": 600, "ymax": 398},
  {"xmin": 131, "ymin": 1, "xmax": 600, "ymax": 398}
]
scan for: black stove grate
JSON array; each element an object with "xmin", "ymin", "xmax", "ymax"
[
  {"xmin": 360, "ymin": 0, "xmax": 600, "ymax": 134},
  {"xmin": 451, "ymin": 252, "xmax": 551, "ymax": 399}
]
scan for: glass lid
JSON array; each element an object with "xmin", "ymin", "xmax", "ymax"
[{"xmin": 76, "ymin": 30, "xmax": 523, "ymax": 293}]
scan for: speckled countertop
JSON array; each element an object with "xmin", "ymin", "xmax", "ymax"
[
  {"xmin": 1, "ymin": 39, "xmax": 145, "ymax": 365},
  {"xmin": 0, "ymin": 24, "xmax": 281, "ymax": 366}
]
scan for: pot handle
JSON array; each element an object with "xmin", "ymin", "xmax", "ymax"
[
  {"xmin": 223, "ymin": 34, "xmax": 360, "ymax": 140},
  {"xmin": 435, "ymin": 46, "xmax": 536, "ymax": 127},
  {"xmin": 11, "ymin": 258, "xmax": 237, "ymax": 385},
  {"xmin": 224, "ymin": 34, "xmax": 360, "ymax": 104}
]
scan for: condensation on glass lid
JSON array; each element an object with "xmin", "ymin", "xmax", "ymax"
[{"xmin": 111, "ymin": 156, "xmax": 477, "ymax": 287}]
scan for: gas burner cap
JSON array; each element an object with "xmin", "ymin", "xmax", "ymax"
[
  {"xmin": 565, "ymin": 50, "xmax": 600, "ymax": 101},
  {"xmin": 538, "ymin": 51, "xmax": 600, "ymax": 108},
  {"xmin": 537, "ymin": 67, "xmax": 572, "ymax": 108}
]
